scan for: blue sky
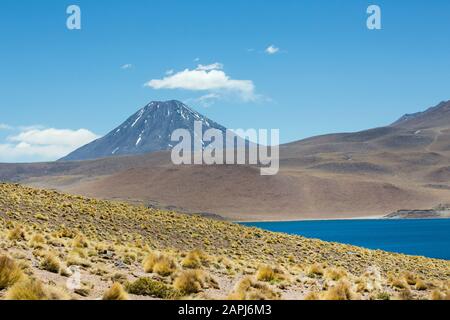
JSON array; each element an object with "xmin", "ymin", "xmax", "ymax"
[{"xmin": 1, "ymin": 0, "xmax": 450, "ymax": 162}]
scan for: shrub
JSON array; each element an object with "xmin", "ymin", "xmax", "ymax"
[
  {"xmin": 395, "ymin": 289, "xmax": 413, "ymax": 300},
  {"xmin": 376, "ymin": 292, "xmax": 391, "ymax": 300},
  {"xmin": 304, "ymin": 291, "xmax": 320, "ymax": 300},
  {"xmin": 34, "ymin": 214, "xmax": 48, "ymax": 221},
  {"xmin": 430, "ymin": 290, "xmax": 445, "ymax": 300},
  {"xmin": 6, "ymin": 279, "xmax": 48, "ymax": 300},
  {"xmin": 142, "ymin": 252, "xmax": 159, "ymax": 272},
  {"xmin": 322, "ymin": 280, "xmax": 355, "ymax": 300},
  {"xmin": 40, "ymin": 253, "xmax": 61, "ymax": 273},
  {"xmin": 103, "ymin": 283, "xmax": 128, "ymax": 300},
  {"xmin": 402, "ymin": 272, "xmax": 418, "ymax": 286},
  {"xmin": 255, "ymin": 265, "xmax": 276, "ymax": 282},
  {"xmin": 306, "ymin": 264, "xmax": 324, "ymax": 277},
  {"xmin": 228, "ymin": 277, "xmax": 279, "ymax": 300},
  {"xmin": 29, "ymin": 234, "xmax": 46, "ymax": 249},
  {"xmin": 324, "ymin": 267, "xmax": 348, "ymax": 281},
  {"xmin": 173, "ymin": 270, "xmax": 204, "ymax": 295},
  {"xmin": 181, "ymin": 250, "xmax": 206, "ymax": 269},
  {"xmin": 415, "ymin": 279, "xmax": 428, "ymax": 291},
  {"xmin": 72, "ymin": 234, "xmax": 88, "ymax": 248},
  {"xmin": 66, "ymin": 249, "xmax": 91, "ymax": 268},
  {"xmin": 6, "ymin": 279, "xmax": 70, "ymax": 300},
  {"xmin": 143, "ymin": 252, "xmax": 176, "ymax": 276},
  {"xmin": 0, "ymin": 256, "xmax": 24, "ymax": 289},
  {"xmin": 126, "ymin": 277, "xmax": 180, "ymax": 299},
  {"xmin": 390, "ymin": 278, "xmax": 409, "ymax": 290},
  {"xmin": 7, "ymin": 226, "xmax": 25, "ymax": 241},
  {"xmin": 153, "ymin": 258, "xmax": 176, "ymax": 276}
]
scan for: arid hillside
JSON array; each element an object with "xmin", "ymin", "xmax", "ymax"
[
  {"xmin": 1, "ymin": 101, "xmax": 450, "ymax": 221},
  {"xmin": 0, "ymin": 183, "xmax": 449, "ymax": 300}
]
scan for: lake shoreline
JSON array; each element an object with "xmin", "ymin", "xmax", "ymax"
[
  {"xmin": 235, "ymin": 214, "xmax": 450, "ymax": 223},
  {"xmin": 236, "ymin": 214, "xmax": 385, "ymax": 223}
]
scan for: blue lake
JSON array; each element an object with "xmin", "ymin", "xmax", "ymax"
[{"xmin": 241, "ymin": 219, "xmax": 450, "ymax": 260}]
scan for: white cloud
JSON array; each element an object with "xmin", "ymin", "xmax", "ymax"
[
  {"xmin": 121, "ymin": 64, "xmax": 133, "ymax": 70},
  {"xmin": 196, "ymin": 63, "xmax": 224, "ymax": 71},
  {"xmin": 165, "ymin": 69, "xmax": 174, "ymax": 75},
  {"xmin": 145, "ymin": 63, "xmax": 256, "ymax": 101},
  {"xmin": 187, "ymin": 93, "xmax": 222, "ymax": 108},
  {"xmin": 265, "ymin": 45, "xmax": 280, "ymax": 55},
  {"xmin": 0, "ymin": 124, "xmax": 12, "ymax": 130},
  {"xmin": 0, "ymin": 127, "xmax": 99, "ymax": 163}
]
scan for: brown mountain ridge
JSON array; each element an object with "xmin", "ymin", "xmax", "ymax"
[{"xmin": 1, "ymin": 100, "xmax": 450, "ymax": 221}]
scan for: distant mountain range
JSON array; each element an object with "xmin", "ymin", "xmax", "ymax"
[
  {"xmin": 60, "ymin": 100, "xmax": 227, "ymax": 161},
  {"xmin": 2, "ymin": 99, "xmax": 450, "ymax": 221}
]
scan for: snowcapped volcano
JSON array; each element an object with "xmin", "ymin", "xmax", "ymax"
[{"xmin": 60, "ymin": 100, "xmax": 228, "ymax": 161}]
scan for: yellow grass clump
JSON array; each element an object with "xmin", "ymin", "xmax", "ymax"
[
  {"xmin": 324, "ymin": 267, "xmax": 348, "ymax": 281},
  {"xmin": 321, "ymin": 280, "xmax": 356, "ymax": 300},
  {"xmin": 173, "ymin": 269, "xmax": 218, "ymax": 295},
  {"xmin": 181, "ymin": 249, "xmax": 207, "ymax": 269},
  {"xmin": 39, "ymin": 252, "xmax": 61, "ymax": 274},
  {"xmin": 228, "ymin": 277, "xmax": 279, "ymax": 300},
  {"xmin": 7, "ymin": 225, "xmax": 26, "ymax": 241},
  {"xmin": 29, "ymin": 234, "xmax": 46, "ymax": 249},
  {"xmin": 6, "ymin": 278, "xmax": 70, "ymax": 300},
  {"xmin": 143, "ymin": 251, "xmax": 176, "ymax": 276},
  {"xmin": 72, "ymin": 234, "xmax": 89, "ymax": 248},
  {"xmin": 306, "ymin": 263, "xmax": 324, "ymax": 277},
  {"xmin": 103, "ymin": 282, "xmax": 129, "ymax": 300},
  {"xmin": 0, "ymin": 255, "xmax": 24, "ymax": 289},
  {"xmin": 173, "ymin": 270, "xmax": 204, "ymax": 294}
]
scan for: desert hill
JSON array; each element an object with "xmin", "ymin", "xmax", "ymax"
[
  {"xmin": 1, "ymin": 101, "xmax": 450, "ymax": 221},
  {"xmin": 0, "ymin": 183, "xmax": 449, "ymax": 300}
]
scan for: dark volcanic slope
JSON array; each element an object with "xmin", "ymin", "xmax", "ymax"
[{"xmin": 60, "ymin": 100, "xmax": 227, "ymax": 161}]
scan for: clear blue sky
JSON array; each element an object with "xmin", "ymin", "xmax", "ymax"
[{"xmin": 1, "ymin": 0, "xmax": 450, "ymax": 162}]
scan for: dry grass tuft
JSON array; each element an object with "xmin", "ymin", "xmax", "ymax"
[
  {"xmin": 306, "ymin": 263, "xmax": 324, "ymax": 277},
  {"xmin": 173, "ymin": 270, "xmax": 205, "ymax": 295},
  {"xmin": 6, "ymin": 278, "xmax": 69, "ymax": 300},
  {"xmin": 39, "ymin": 252, "xmax": 61, "ymax": 274},
  {"xmin": 103, "ymin": 282, "xmax": 128, "ymax": 300},
  {"xmin": 228, "ymin": 277, "xmax": 279, "ymax": 300},
  {"xmin": 181, "ymin": 249, "xmax": 207, "ymax": 269},
  {"xmin": 402, "ymin": 272, "xmax": 418, "ymax": 286},
  {"xmin": 304, "ymin": 291, "xmax": 320, "ymax": 300},
  {"xmin": 72, "ymin": 234, "xmax": 88, "ymax": 248},
  {"xmin": 143, "ymin": 251, "xmax": 176, "ymax": 276},
  {"xmin": 321, "ymin": 280, "xmax": 356, "ymax": 300},
  {"xmin": 255, "ymin": 265, "xmax": 277, "ymax": 282},
  {"xmin": 29, "ymin": 234, "xmax": 46, "ymax": 249},
  {"xmin": 0, "ymin": 255, "xmax": 24, "ymax": 289},
  {"xmin": 415, "ymin": 279, "xmax": 428, "ymax": 291},
  {"xmin": 389, "ymin": 277, "xmax": 409, "ymax": 290},
  {"xmin": 324, "ymin": 267, "xmax": 348, "ymax": 281},
  {"xmin": 7, "ymin": 226, "xmax": 25, "ymax": 241}
]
